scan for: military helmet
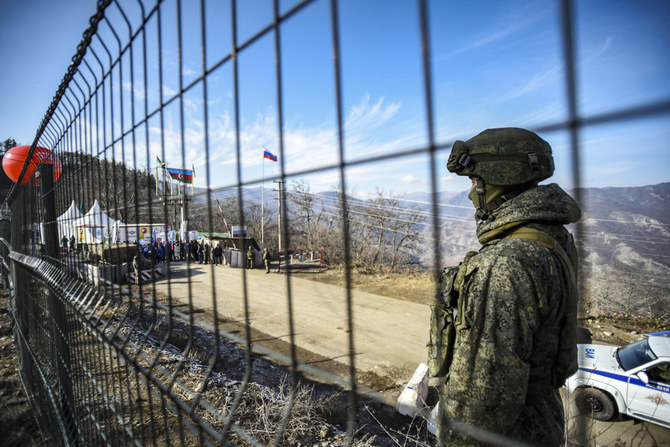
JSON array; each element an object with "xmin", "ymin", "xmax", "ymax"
[{"xmin": 447, "ymin": 128, "xmax": 554, "ymax": 185}]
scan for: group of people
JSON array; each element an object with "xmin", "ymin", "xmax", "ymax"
[
  {"xmin": 139, "ymin": 240, "xmax": 178, "ymax": 264},
  {"xmin": 132, "ymin": 240, "xmax": 273, "ymax": 278},
  {"xmin": 247, "ymin": 246, "xmax": 273, "ymax": 273},
  {"xmin": 190, "ymin": 240, "xmax": 225, "ymax": 265},
  {"xmin": 60, "ymin": 235, "xmax": 77, "ymax": 252},
  {"xmin": 134, "ymin": 239, "xmax": 227, "ymax": 266}
]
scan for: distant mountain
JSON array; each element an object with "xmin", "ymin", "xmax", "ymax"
[
  {"xmin": 408, "ymin": 182, "xmax": 670, "ymax": 318},
  {"xmin": 579, "ymin": 182, "xmax": 670, "ymax": 223}
]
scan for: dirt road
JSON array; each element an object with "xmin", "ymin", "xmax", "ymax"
[{"xmin": 152, "ymin": 262, "xmax": 430, "ymax": 383}]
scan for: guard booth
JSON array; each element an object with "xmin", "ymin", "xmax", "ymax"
[{"xmin": 201, "ymin": 232, "xmax": 261, "ymax": 268}]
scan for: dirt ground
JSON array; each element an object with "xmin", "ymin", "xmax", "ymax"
[{"xmin": 0, "ymin": 285, "xmax": 41, "ymax": 446}]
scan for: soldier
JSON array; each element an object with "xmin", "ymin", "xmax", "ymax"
[
  {"xmin": 247, "ymin": 245, "xmax": 254, "ymax": 269},
  {"xmin": 263, "ymin": 248, "xmax": 271, "ymax": 273},
  {"xmin": 430, "ymin": 128, "xmax": 580, "ymax": 446},
  {"xmin": 133, "ymin": 252, "xmax": 141, "ymax": 284}
]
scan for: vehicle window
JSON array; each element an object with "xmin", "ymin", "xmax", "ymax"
[
  {"xmin": 647, "ymin": 363, "xmax": 670, "ymax": 385},
  {"xmin": 616, "ymin": 339, "xmax": 658, "ymax": 371}
]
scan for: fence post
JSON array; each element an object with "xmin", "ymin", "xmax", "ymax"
[
  {"xmin": 9, "ymin": 188, "xmax": 34, "ymax": 384},
  {"xmin": 38, "ymin": 164, "xmax": 77, "ymax": 443}
]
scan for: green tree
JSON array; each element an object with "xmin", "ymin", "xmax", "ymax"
[
  {"xmin": 54, "ymin": 151, "xmax": 158, "ymax": 224},
  {"xmin": 2, "ymin": 138, "xmax": 18, "ymax": 155}
]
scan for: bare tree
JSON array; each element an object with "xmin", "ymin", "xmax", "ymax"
[
  {"xmin": 288, "ymin": 179, "xmax": 321, "ymax": 250},
  {"xmin": 358, "ymin": 190, "xmax": 426, "ymax": 270}
]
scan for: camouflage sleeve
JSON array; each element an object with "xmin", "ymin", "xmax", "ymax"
[{"xmin": 444, "ymin": 251, "xmax": 539, "ymax": 442}]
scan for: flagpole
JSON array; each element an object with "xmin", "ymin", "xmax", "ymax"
[{"xmin": 261, "ymin": 153, "xmax": 265, "ymax": 250}]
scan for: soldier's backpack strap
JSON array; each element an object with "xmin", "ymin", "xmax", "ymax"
[
  {"xmin": 503, "ymin": 226, "xmax": 575, "ymax": 283},
  {"xmin": 503, "ymin": 226, "xmax": 579, "ymax": 388}
]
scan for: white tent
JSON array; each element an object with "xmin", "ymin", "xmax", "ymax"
[
  {"xmin": 57, "ymin": 200, "xmax": 83, "ymax": 240},
  {"xmin": 73, "ymin": 200, "xmax": 123, "ymax": 243}
]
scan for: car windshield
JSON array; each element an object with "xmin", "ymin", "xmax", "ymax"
[{"xmin": 616, "ymin": 339, "xmax": 658, "ymax": 371}]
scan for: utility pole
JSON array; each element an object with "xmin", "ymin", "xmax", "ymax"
[{"xmin": 273, "ymin": 179, "xmax": 285, "ymax": 255}]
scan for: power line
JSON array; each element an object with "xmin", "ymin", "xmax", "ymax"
[
  {"xmin": 287, "ymin": 189, "xmax": 670, "ymax": 234},
  {"xmin": 285, "ymin": 190, "xmax": 472, "ymax": 223},
  {"xmin": 582, "ymin": 217, "xmax": 670, "ymax": 227}
]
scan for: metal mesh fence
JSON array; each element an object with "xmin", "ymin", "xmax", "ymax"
[{"xmin": 1, "ymin": 0, "xmax": 669, "ymax": 446}]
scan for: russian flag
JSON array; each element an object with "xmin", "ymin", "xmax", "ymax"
[{"xmin": 263, "ymin": 150, "xmax": 278, "ymax": 162}]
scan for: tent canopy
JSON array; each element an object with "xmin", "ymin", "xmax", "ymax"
[
  {"xmin": 57, "ymin": 200, "xmax": 83, "ymax": 239},
  {"xmin": 73, "ymin": 199, "xmax": 118, "ymax": 229},
  {"xmin": 72, "ymin": 200, "xmax": 126, "ymax": 243}
]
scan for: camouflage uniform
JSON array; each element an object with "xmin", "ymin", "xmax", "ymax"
[
  {"xmin": 437, "ymin": 128, "xmax": 581, "ymax": 446},
  {"xmin": 247, "ymin": 246, "xmax": 254, "ymax": 269},
  {"xmin": 133, "ymin": 254, "xmax": 141, "ymax": 284},
  {"xmin": 263, "ymin": 248, "xmax": 271, "ymax": 273}
]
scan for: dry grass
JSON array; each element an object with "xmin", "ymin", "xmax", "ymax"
[
  {"xmin": 88, "ymin": 291, "xmax": 435, "ymax": 447},
  {"xmin": 291, "ymin": 265, "xmax": 437, "ymax": 306}
]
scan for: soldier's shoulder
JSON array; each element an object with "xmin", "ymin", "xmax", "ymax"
[
  {"xmin": 482, "ymin": 236, "xmax": 551, "ymax": 260},
  {"xmin": 472, "ymin": 238, "xmax": 550, "ymax": 275}
]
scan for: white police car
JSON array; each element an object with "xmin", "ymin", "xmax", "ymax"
[{"xmin": 565, "ymin": 331, "xmax": 670, "ymax": 429}]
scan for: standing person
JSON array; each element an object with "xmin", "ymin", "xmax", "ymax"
[
  {"xmin": 69, "ymin": 235, "xmax": 76, "ymax": 252},
  {"xmin": 197, "ymin": 241, "xmax": 204, "ymax": 264},
  {"xmin": 133, "ymin": 252, "xmax": 141, "ymax": 284},
  {"xmin": 174, "ymin": 241, "xmax": 181, "ymax": 262},
  {"xmin": 214, "ymin": 243, "xmax": 223, "ymax": 266},
  {"xmin": 148, "ymin": 244, "xmax": 157, "ymax": 267},
  {"xmin": 263, "ymin": 248, "xmax": 271, "ymax": 273},
  {"xmin": 204, "ymin": 243, "xmax": 211, "ymax": 264},
  {"xmin": 247, "ymin": 245, "xmax": 254, "ymax": 269},
  {"xmin": 429, "ymin": 128, "xmax": 580, "ymax": 446},
  {"xmin": 61, "ymin": 235, "xmax": 69, "ymax": 248},
  {"xmin": 157, "ymin": 243, "xmax": 164, "ymax": 264}
]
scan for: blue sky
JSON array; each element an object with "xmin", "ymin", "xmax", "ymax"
[{"xmin": 1, "ymin": 0, "xmax": 669, "ymax": 195}]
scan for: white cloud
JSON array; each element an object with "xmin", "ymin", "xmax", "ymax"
[
  {"xmin": 122, "ymin": 80, "xmax": 146, "ymax": 100},
  {"xmin": 344, "ymin": 93, "xmax": 400, "ymax": 134},
  {"xmin": 592, "ymin": 161, "xmax": 633, "ymax": 176},
  {"xmin": 493, "ymin": 65, "xmax": 563, "ymax": 104},
  {"xmin": 91, "ymin": 93, "xmax": 426, "ymax": 193}
]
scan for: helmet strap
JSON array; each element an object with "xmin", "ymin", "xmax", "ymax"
[
  {"xmin": 471, "ymin": 180, "xmax": 537, "ymax": 221},
  {"xmin": 474, "ymin": 178, "xmax": 489, "ymax": 221}
]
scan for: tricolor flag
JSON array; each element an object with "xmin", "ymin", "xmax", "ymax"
[
  {"xmin": 156, "ymin": 156, "xmax": 165, "ymax": 167},
  {"xmin": 263, "ymin": 150, "xmax": 278, "ymax": 162},
  {"xmin": 166, "ymin": 167, "xmax": 193, "ymax": 184}
]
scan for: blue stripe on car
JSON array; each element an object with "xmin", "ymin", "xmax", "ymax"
[{"xmin": 579, "ymin": 368, "xmax": 670, "ymax": 394}]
